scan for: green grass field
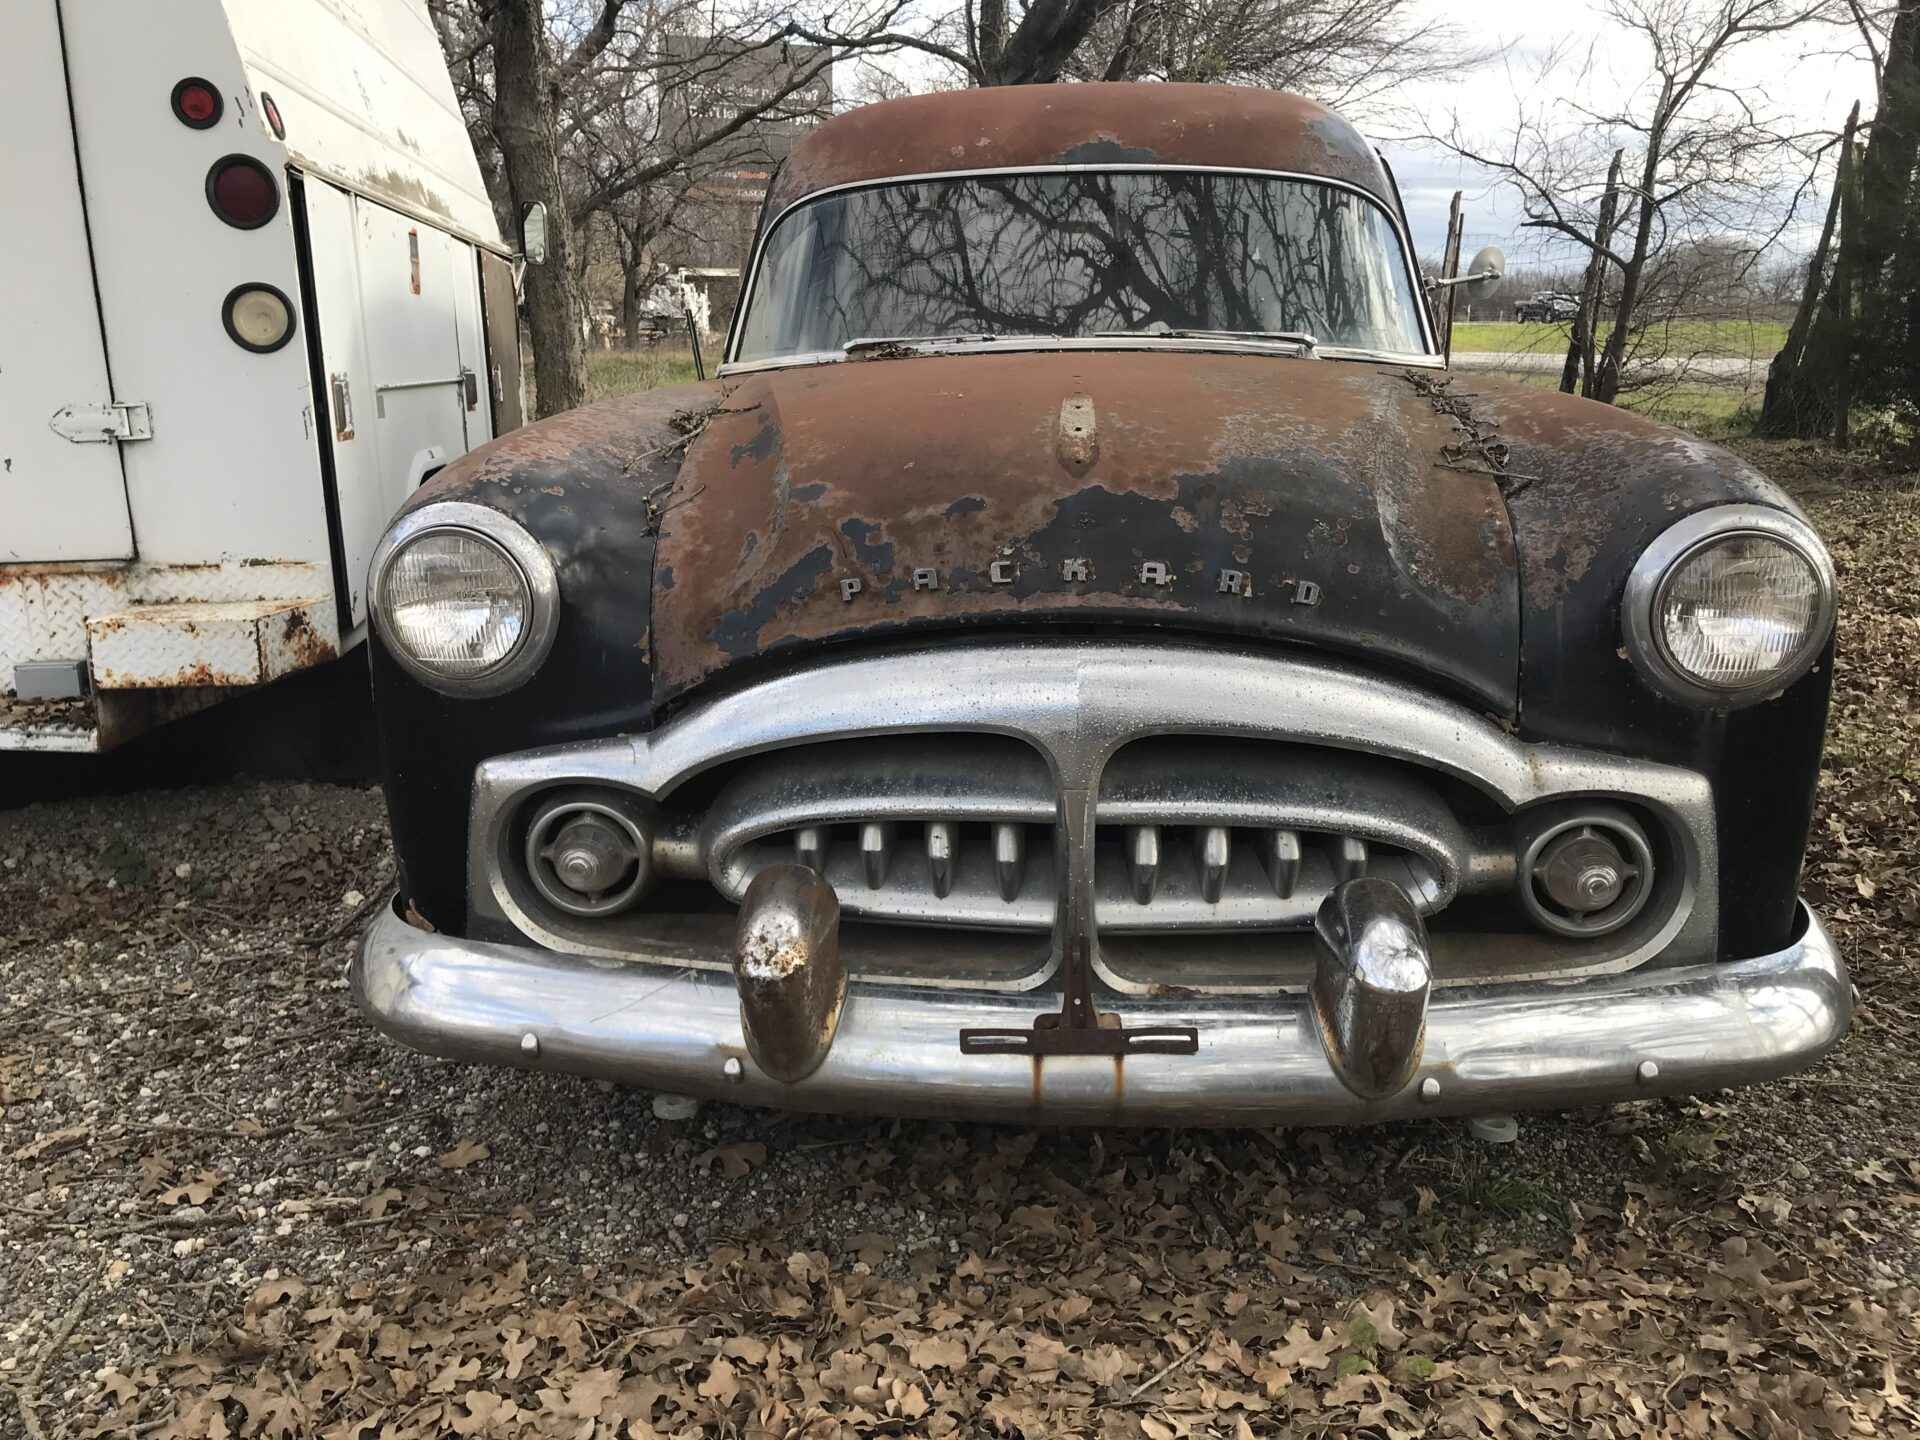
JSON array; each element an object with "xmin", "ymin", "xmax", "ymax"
[
  {"xmin": 586, "ymin": 348, "xmax": 701, "ymax": 400},
  {"xmin": 572, "ymin": 334, "xmax": 1762, "ymax": 437},
  {"xmin": 1450, "ymin": 318, "xmax": 1788, "ymax": 361}
]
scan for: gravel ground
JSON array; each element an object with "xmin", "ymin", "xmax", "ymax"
[{"xmin": 3, "ymin": 442, "xmax": 1917, "ymax": 1438}]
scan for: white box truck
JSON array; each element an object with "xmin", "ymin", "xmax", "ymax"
[{"xmin": 2, "ymin": 0, "xmax": 531, "ymax": 753}]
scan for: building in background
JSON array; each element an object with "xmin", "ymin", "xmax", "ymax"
[{"xmin": 655, "ymin": 34, "xmax": 830, "ymax": 332}]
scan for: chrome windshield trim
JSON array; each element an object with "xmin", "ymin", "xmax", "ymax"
[
  {"xmin": 722, "ymin": 162, "xmax": 1440, "ymax": 367},
  {"xmin": 714, "ymin": 334, "xmax": 1446, "ymax": 378},
  {"xmin": 465, "ymin": 640, "xmax": 1717, "ymax": 980}
]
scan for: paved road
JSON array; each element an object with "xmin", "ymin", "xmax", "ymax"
[{"xmin": 1452, "ymin": 350, "xmax": 1758, "ymax": 380}]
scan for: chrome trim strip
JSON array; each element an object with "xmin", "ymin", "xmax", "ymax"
[
  {"xmin": 1622, "ymin": 504, "xmax": 1838, "ymax": 709},
  {"xmin": 723, "ymin": 163, "xmax": 1439, "ymax": 369},
  {"xmin": 716, "ymin": 335, "xmax": 1447, "ymax": 378},
  {"xmin": 466, "ymin": 641, "xmax": 1718, "ymax": 979},
  {"xmin": 367, "ymin": 501, "xmax": 560, "ymax": 699},
  {"xmin": 354, "ymin": 902, "xmax": 1847, "ymax": 1126}
]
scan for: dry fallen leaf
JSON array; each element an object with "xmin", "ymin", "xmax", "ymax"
[
  {"xmin": 12, "ymin": 1124, "xmax": 88, "ymax": 1162},
  {"xmin": 692, "ymin": 1141, "xmax": 766, "ymax": 1178},
  {"xmin": 436, "ymin": 1138, "xmax": 490, "ymax": 1170},
  {"xmin": 160, "ymin": 1169, "xmax": 226, "ymax": 1206}
]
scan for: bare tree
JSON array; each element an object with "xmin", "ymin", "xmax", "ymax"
[
  {"xmin": 429, "ymin": 0, "xmax": 942, "ymax": 414},
  {"xmin": 1067, "ymin": 0, "xmax": 1481, "ymax": 108},
  {"xmin": 1414, "ymin": 0, "xmax": 1834, "ymax": 405},
  {"xmin": 1763, "ymin": 0, "xmax": 1920, "ymax": 438}
]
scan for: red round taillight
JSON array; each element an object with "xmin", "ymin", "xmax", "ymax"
[
  {"xmin": 171, "ymin": 77, "xmax": 223, "ymax": 129},
  {"xmin": 205, "ymin": 155, "xmax": 280, "ymax": 230},
  {"xmin": 261, "ymin": 91, "xmax": 286, "ymax": 140}
]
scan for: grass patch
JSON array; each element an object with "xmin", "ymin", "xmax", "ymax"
[
  {"xmin": 528, "ymin": 346, "xmax": 704, "ymax": 412},
  {"xmin": 1451, "ymin": 318, "xmax": 1787, "ymax": 360},
  {"xmin": 586, "ymin": 348, "xmax": 700, "ymax": 401}
]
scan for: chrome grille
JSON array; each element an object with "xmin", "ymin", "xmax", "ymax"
[
  {"xmin": 701, "ymin": 738, "xmax": 1481, "ymax": 934},
  {"xmin": 470, "ymin": 640, "xmax": 1717, "ymax": 989}
]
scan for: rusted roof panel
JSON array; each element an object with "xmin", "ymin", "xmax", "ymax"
[{"xmin": 768, "ymin": 83, "xmax": 1397, "ymax": 216}]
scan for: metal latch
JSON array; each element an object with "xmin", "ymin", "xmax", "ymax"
[
  {"xmin": 330, "ymin": 373, "xmax": 355, "ymax": 441},
  {"xmin": 49, "ymin": 402, "xmax": 153, "ymax": 444}
]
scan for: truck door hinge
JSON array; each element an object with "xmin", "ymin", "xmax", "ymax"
[{"xmin": 49, "ymin": 402, "xmax": 153, "ymax": 444}]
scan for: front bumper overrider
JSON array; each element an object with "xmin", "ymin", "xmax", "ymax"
[{"xmin": 352, "ymin": 900, "xmax": 1849, "ymax": 1126}]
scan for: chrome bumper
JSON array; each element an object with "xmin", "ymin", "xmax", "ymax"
[{"xmin": 352, "ymin": 902, "xmax": 1848, "ymax": 1126}]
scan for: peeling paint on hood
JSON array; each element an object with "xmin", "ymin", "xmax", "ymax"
[{"xmin": 650, "ymin": 352, "xmax": 1520, "ymax": 711}]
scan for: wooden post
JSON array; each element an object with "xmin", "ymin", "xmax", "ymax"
[
  {"xmin": 1439, "ymin": 191, "xmax": 1464, "ymax": 362},
  {"xmin": 1833, "ymin": 124, "xmax": 1859, "ymax": 449},
  {"xmin": 1563, "ymin": 150, "xmax": 1622, "ymax": 396}
]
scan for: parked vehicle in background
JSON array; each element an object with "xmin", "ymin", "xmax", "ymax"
[
  {"xmin": 1514, "ymin": 291, "xmax": 1581, "ymax": 323},
  {"xmin": 2, "ymin": 0, "xmax": 537, "ymax": 755},
  {"xmin": 352, "ymin": 84, "xmax": 1846, "ymax": 1127}
]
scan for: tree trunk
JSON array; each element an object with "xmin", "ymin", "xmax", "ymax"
[
  {"xmin": 1593, "ymin": 136, "xmax": 1662, "ymax": 405},
  {"xmin": 621, "ymin": 262, "xmax": 648, "ymax": 351},
  {"xmin": 488, "ymin": 0, "xmax": 587, "ymax": 418},
  {"xmin": 1563, "ymin": 150, "xmax": 1622, "ymax": 396}
]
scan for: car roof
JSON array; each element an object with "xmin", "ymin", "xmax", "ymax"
[{"xmin": 766, "ymin": 82, "xmax": 1399, "ymax": 218}]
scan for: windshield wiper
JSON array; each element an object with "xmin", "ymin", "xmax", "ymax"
[
  {"xmin": 1092, "ymin": 326, "xmax": 1318, "ymax": 353},
  {"xmin": 843, "ymin": 333, "xmax": 1048, "ymax": 355}
]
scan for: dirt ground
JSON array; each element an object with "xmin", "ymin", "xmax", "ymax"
[{"xmin": 3, "ymin": 439, "xmax": 1917, "ymax": 1439}]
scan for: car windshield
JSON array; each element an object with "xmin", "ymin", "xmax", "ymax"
[{"xmin": 734, "ymin": 170, "xmax": 1429, "ymax": 362}]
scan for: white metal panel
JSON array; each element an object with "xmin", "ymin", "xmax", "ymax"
[
  {"xmin": 357, "ymin": 200, "xmax": 477, "ymax": 531},
  {"xmin": 304, "ymin": 181, "xmax": 488, "ymax": 625},
  {"xmin": 60, "ymin": 4, "xmax": 335, "ymax": 573},
  {"xmin": 451, "ymin": 243, "xmax": 496, "ymax": 440},
  {"xmin": 221, "ymin": 0, "xmax": 504, "ymax": 251},
  {"xmin": 300, "ymin": 178, "xmax": 383, "ymax": 622},
  {"xmin": 0, "ymin": 0, "xmax": 134, "ymax": 562}
]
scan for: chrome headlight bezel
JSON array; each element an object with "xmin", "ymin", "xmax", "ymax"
[
  {"xmin": 1623, "ymin": 503, "xmax": 1835, "ymax": 709},
  {"xmin": 368, "ymin": 501, "xmax": 560, "ymax": 697}
]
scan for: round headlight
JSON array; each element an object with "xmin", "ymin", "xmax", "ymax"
[
  {"xmin": 1624, "ymin": 505, "xmax": 1834, "ymax": 707},
  {"xmin": 370, "ymin": 502, "xmax": 559, "ymax": 696}
]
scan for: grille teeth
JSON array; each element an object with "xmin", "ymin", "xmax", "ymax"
[
  {"xmin": 926, "ymin": 821, "xmax": 957, "ymax": 898},
  {"xmin": 860, "ymin": 822, "xmax": 895, "ymax": 889},
  {"xmin": 1335, "ymin": 835, "xmax": 1370, "ymax": 883},
  {"xmin": 1127, "ymin": 825, "xmax": 1161, "ymax": 905},
  {"xmin": 1197, "ymin": 826, "xmax": 1232, "ymax": 904},
  {"xmin": 1262, "ymin": 828, "xmax": 1303, "ymax": 898},
  {"xmin": 795, "ymin": 826, "xmax": 827, "ymax": 874},
  {"xmin": 993, "ymin": 822, "xmax": 1026, "ymax": 902}
]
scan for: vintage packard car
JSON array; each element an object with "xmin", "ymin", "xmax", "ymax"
[{"xmin": 351, "ymin": 83, "xmax": 1849, "ymax": 1125}]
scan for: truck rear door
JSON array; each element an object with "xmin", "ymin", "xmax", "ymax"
[
  {"xmin": 299, "ymin": 177, "xmax": 497, "ymax": 625},
  {"xmin": 0, "ymin": 0, "xmax": 136, "ymax": 563}
]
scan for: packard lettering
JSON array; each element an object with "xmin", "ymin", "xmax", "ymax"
[{"xmin": 831, "ymin": 561, "xmax": 1327, "ymax": 607}]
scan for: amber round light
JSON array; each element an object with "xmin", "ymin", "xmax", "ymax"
[
  {"xmin": 171, "ymin": 77, "xmax": 222, "ymax": 129},
  {"xmin": 205, "ymin": 155, "xmax": 280, "ymax": 229},
  {"xmin": 222, "ymin": 283, "xmax": 295, "ymax": 353}
]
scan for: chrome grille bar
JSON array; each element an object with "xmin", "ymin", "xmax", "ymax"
[{"xmin": 469, "ymin": 640, "xmax": 1718, "ymax": 984}]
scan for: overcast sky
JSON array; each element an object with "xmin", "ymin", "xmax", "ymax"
[{"xmin": 1370, "ymin": 0, "xmax": 1880, "ymax": 266}]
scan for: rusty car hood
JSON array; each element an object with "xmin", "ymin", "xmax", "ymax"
[{"xmin": 651, "ymin": 352, "xmax": 1519, "ymax": 711}]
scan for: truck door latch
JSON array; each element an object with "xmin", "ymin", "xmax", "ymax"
[{"xmin": 49, "ymin": 402, "xmax": 153, "ymax": 444}]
